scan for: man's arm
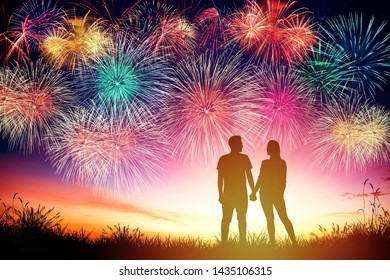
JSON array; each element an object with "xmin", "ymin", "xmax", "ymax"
[
  {"xmin": 247, "ymin": 169, "xmax": 257, "ymax": 201},
  {"xmin": 246, "ymin": 169, "xmax": 255, "ymax": 193},
  {"xmin": 253, "ymin": 161, "xmax": 265, "ymax": 194},
  {"xmin": 218, "ymin": 170, "xmax": 224, "ymax": 204}
]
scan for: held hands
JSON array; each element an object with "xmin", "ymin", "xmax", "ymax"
[{"xmin": 220, "ymin": 193, "xmax": 257, "ymax": 203}]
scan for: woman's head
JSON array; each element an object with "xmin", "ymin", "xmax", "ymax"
[{"xmin": 267, "ymin": 140, "xmax": 281, "ymax": 158}]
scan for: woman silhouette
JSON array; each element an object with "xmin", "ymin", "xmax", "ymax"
[{"xmin": 250, "ymin": 140, "xmax": 297, "ymax": 246}]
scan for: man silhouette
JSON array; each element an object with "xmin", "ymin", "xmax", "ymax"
[{"xmin": 217, "ymin": 135, "xmax": 255, "ymax": 245}]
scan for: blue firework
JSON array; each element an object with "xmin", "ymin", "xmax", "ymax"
[{"xmin": 322, "ymin": 13, "xmax": 390, "ymax": 99}]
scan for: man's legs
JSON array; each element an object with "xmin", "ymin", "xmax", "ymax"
[
  {"xmin": 236, "ymin": 199, "xmax": 248, "ymax": 245},
  {"xmin": 221, "ymin": 202, "xmax": 234, "ymax": 244}
]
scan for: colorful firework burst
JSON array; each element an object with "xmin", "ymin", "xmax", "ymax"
[
  {"xmin": 251, "ymin": 64, "xmax": 315, "ymax": 151},
  {"xmin": 322, "ymin": 13, "xmax": 390, "ymax": 99},
  {"xmin": 127, "ymin": 0, "xmax": 197, "ymax": 59},
  {"xmin": 226, "ymin": 0, "xmax": 316, "ymax": 63},
  {"xmin": 194, "ymin": 7, "xmax": 229, "ymax": 52},
  {"xmin": 0, "ymin": 59, "xmax": 75, "ymax": 153},
  {"xmin": 307, "ymin": 97, "xmax": 390, "ymax": 174},
  {"xmin": 2, "ymin": 0, "xmax": 64, "ymax": 62},
  {"xmin": 47, "ymin": 104, "xmax": 169, "ymax": 192},
  {"xmin": 295, "ymin": 40, "xmax": 356, "ymax": 102},
  {"xmin": 163, "ymin": 52, "xmax": 260, "ymax": 167},
  {"xmin": 226, "ymin": 0, "xmax": 267, "ymax": 51},
  {"xmin": 41, "ymin": 14, "xmax": 111, "ymax": 71},
  {"xmin": 80, "ymin": 35, "xmax": 171, "ymax": 118}
]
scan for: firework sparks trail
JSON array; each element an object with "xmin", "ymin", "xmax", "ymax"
[
  {"xmin": 295, "ymin": 40, "xmax": 357, "ymax": 103},
  {"xmin": 2, "ymin": 0, "xmax": 65, "ymax": 62},
  {"xmin": 75, "ymin": 0, "xmax": 140, "ymax": 34},
  {"xmin": 127, "ymin": 0, "xmax": 197, "ymax": 60},
  {"xmin": 194, "ymin": 7, "xmax": 229, "ymax": 52}
]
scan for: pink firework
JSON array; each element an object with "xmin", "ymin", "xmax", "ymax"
[
  {"xmin": 163, "ymin": 52, "xmax": 261, "ymax": 167},
  {"xmin": 0, "ymin": 59, "xmax": 75, "ymax": 153},
  {"xmin": 227, "ymin": 0, "xmax": 316, "ymax": 63},
  {"xmin": 250, "ymin": 64, "xmax": 315, "ymax": 151},
  {"xmin": 47, "ymin": 105, "xmax": 169, "ymax": 193}
]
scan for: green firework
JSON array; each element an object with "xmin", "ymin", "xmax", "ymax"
[
  {"xmin": 296, "ymin": 41, "xmax": 356, "ymax": 103},
  {"xmin": 95, "ymin": 55, "xmax": 141, "ymax": 105}
]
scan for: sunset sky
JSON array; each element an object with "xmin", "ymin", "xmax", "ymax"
[
  {"xmin": 1, "ymin": 0, "xmax": 390, "ymax": 242},
  {"xmin": 1, "ymin": 140, "xmax": 389, "ymax": 240}
]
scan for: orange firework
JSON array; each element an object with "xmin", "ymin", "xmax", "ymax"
[{"xmin": 41, "ymin": 14, "xmax": 111, "ymax": 70}]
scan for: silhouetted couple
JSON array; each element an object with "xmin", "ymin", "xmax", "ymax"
[{"xmin": 217, "ymin": 135, "xmax": 297, "ymax": 247}]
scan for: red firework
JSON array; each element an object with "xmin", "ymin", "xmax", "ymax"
[{"xmin": 227, "ymin": 0, "xmax": 316, "ymax": 63}]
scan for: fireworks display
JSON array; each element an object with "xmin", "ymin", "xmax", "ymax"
[
  {"xmin": 194, "ymin": 7, "xmax": 228, "ymax": 52},
  {"xmin": 80, "ymin": 35, "xmax": 171, "ymax": 118},
  {"xmin": 127, "ymin": 1, "xmax": 197, "ymax": 60},
  {"xmin": 295, "ymin": 41, "xmax": 356, "ymax": 103},
  {"xmin": 0, "ymin": 0, "xmax": 389, "ymax": 192}
]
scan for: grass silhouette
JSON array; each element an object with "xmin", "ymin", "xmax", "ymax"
[{"xmin": 1, "ymin": 180, "xmax": 389, "ymax": 260}]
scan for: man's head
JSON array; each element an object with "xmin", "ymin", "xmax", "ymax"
[{"xmin": 228, "ymin": 135, "xmax": 243, "ymax": 153}]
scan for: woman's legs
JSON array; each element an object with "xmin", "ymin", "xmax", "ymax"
[{"xmin": 274, "ymin": 198, "xmax": 297, "ymax": 246}]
